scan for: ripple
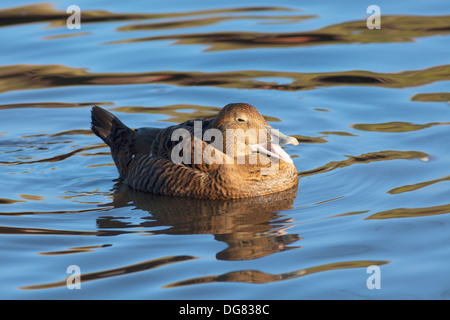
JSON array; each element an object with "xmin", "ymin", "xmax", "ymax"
[
  {"xmin": 0, "ymin": 144, "xmax": 105, "ymax": 166},
  {"xmin": 1, "ymin": 64, "xmax": 448, "ymax": 94},
  {"xmin": 164, "ymin": 260, "xmax": 389, "ymax": 287},
  {"xmin": 0, "ymin": 198, "xmax": 25, "ymax": 205},
  {"xmin": 39, "ymin": 244, "xmax": 112, "ymax": 256},
  {"xmin": 366, "ymin": 203, "xmax": 450, "ymax": 220},
  {"xmin": 110, "ymin": 14, "xmax": 450, "ymax": 51},
  {"xmin": 388, "ymin": 175, "xmax": 450, "ymax": 194},
  {"xmin": 0, "ymin": 224, "xmax": 125, "ymax": 236},
  {"xmin": 293, "ymin": 135, "xmax": 327, "ymax": 144},
  {"xmin": 1, "ymin": 0, "xmax": 449, "ymax": 300},
  {"xmin": 0, "ymin": 102, "xmax": 112, "ymax": 110},
  {"xmin": 111, "ymin": 104, "xmax": 220, "ymax": 124},
  {"xmin": 352, "ymin": 121, "xmax": 450, "ymax": 133},
  {"xmin": 0, "ymin": 207, "xmax": 111, "ymax": 216},
  {"xmin": 21, "ymin": 255, "xmax": 196, "ymax": 290},
  {"xmin": 298, "ymin": 150, "xmax": 428, "ymax": 177},
  {"xmin": 101, "ymin": 183, "xmax": 301, "ymax": 261},
  {"xmin": 411, "ymin": 92, "xmax": 450, "ymax": 102},
  {"xmin": 117, "ymin": 13, "xmax": 315, "ymax": 32},
  {"xmin": 0, "ymin": 3, "xmax": 295, "ymax": 28}
]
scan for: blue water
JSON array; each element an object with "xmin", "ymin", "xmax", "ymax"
[{"xmin": 0, "ymin": 0, "xmax": 449, "ymax": 299}]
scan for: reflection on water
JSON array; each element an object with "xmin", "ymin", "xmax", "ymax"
[
  {"xmin": 22, "ymin": 255, "xmax": 196, "ymax": 290},
  {"xmin": 165, "ymin": 260, "xmax": 389, "ymax": 287},
  {"xmin": 116, "ymin": 11, "xmax": 316, "ymax": 32},
  {"xmin": 0, "ymin": 1, "xmax": 449, "ymax": 299},
  {"xmin": 352, "ymin": 121, "xmax": 450, "ymax": 133},
  {"xmin": 366, "ymin": 203, "xmax": 450, "ymax": 220},
  {"xmin": 112, "ymin": 14, "xmax": 450, "ymax": 51},
  {"xmin": 111, "ymin": 105, "xmax": 221, "ymax": 124},
  {"xmin": 387, "ymin": 175, "xmax": 450, "ymax": 195},
  {"xmin": 411, "ymin": 92, "xmax": 450, "ymax": 102},
  {"xmin": 21, "ymin": 183, "xmax": 300, "ymax": 289},
  {"xmin": 298, "ymin": 150, "xmax": 428, "ymax": 177},
  {"xmin": 110, "ymin": 105, "xmax": 282, "ymax": 123},
  {"xmin": 0, "ymin": 102, "xmax": 112, "ymax": 110},
  {"xmin": 1, "ymin": 63, "xmax": 449, "ymax": 94},
  {"xmin": 0, "ymin": 3, "xmax": 297, "ymax": 28},
  {"xmin": 106, "ymin": 183, "xmax": 300, "ymax": 261}
]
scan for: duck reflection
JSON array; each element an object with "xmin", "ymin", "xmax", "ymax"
[{"xmin": 99, "ymin": 182, "xmax": 301, "ymax": 261}]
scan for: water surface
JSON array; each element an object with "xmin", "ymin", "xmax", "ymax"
[{"xmin": 0, "ymin": 0, "xmax": 449, "ymax": 299}]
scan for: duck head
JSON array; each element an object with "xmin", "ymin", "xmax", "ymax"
[{"xmin": 208, "ymin": 103, "xmax": 298, "ymax": 164}]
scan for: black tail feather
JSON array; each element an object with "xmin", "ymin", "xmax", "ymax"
[{"xmin": 91, "ymin": 106, "xmax": 135, "ymax": 177}]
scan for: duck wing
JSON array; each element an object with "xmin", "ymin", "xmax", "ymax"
[
  {"xmin": 91, "ymin": 107, "xmax": 221, "ymax": 196},
  {"xmin": 133, "ymin": 117, "xmax": 217, "ymax": 164}
]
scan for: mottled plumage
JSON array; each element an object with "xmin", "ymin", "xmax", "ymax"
[{"xmin": 91, "ymin": 103, "xmax": 298, "ymax": 200}]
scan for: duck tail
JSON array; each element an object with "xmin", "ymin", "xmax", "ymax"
[{"xmin": 91, "ymin": 106, "xmax": 135, "ymax": 177}]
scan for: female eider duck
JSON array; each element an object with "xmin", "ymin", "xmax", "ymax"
[{"xmin": 91, "ymin": 103, "xmax": 298, "ymax": 200}]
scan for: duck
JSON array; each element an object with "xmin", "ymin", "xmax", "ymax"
[{"xmin": 91, "ymin": 103, "xmax": 299, "ymax": 200}]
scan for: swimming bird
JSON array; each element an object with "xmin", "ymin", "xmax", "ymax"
[{"xmin": 91, "ymin": 103, "xmax": 298, "ymax": 200}]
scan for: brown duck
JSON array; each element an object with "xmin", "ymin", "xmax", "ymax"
[{"xmin": 91, "ymin": 103, "xmax": 299, "ymax": 200}]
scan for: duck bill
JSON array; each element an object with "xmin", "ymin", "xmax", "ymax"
[
  {"xmin": 251, "ymin": 128, "xmax": 298, "ymax": 163},
  {"xmin": 251, "ymin": 143, "xmax": 293, "ymax": 163},
  {"xmin": 271, "ymin": 128, "xmax": 299, "ymax": 146}
]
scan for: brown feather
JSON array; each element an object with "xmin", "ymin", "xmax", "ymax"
[{"xmin": 91, "ymin": 104, "xmax": 298, "ymax": 200}]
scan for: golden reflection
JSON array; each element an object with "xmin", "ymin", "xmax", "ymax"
[
  {"xmin": 112, "ymin": 105, "xmax": 221, "ymax": 123},
  {"xmin": 0, "ymin": 224, "xmax": 131, "ymax": 236},
  {"xmin": 298, "ymin": 150, "xmax": 428, "ymax": 177},
  {"xmin": 164, "ymin": 260, "xmax": 388, "ymax": 287},
  {"xmin": 329, "ymin": 210, "xmax": 370, "ymax": 219},
  {"xmin": 411, "ymin": 92, "xmax": 450, "ymax": 102},
  {"xmin": 320, "ymin": 131, "xmax": 358, "ymax": 137},
  {"xmin": 21, "ymin": 255, "xmax": 196, "ymax": 290},
  {"xmin": 111, "ymin": 105, "xmax": 282, "ymax": 124},
  {"xmin": 366, "ymin": 203, "xmax": 450, "ymax": 220},
  {"xmin": 1, "ymin": 63, "xmax": 448, "ymax": 94},
  {"xmin": 0, "ymin": 102, "xmax": 112, "ymax": 110},
  {"xmin": 56, "ymin": 189, "xmax": 113, "ymax": 205},
  {"xmin": 388, "ymin": 175, "xmax": 450, "ymax": 194},
  {"xmin": 39, "ymin": 244, "xmax": 112, "ymax": 255},
  {"xmin": 293, "ymin": 135, "xmax": 327, "ymax": 143},
  {"xmin": 0, "ymin": 3, "xmax": 295, "ymax": 28},
  {"xmin": 99, "ymin": 183, "xmax": 300, "ymax": 261},
  {"xmin": 50, "ymin": 129, "xmax": 93, "ymax": 137},
  {"xmin": 117, "ymin": 14, "xmax": 315, "ymax": 32},
  {"xmin": 0, "ymin": 143, "xmax": 105, "ymax": 166},
  {"xmin": 111, "ymin": 15, "xmax": 450, "ymax": 51},
  {"xmin": 0, "ymin": 198, "xmax": 25, "ymax": 205},
  {"xmin": 353, "ymin": 121, "xmax": 450, "ymax": 133},
  {"xmin": 0, "ymin": 207, "xmax": 112, "ymax": 217},
  {"xmin": 42, "ymin": 32, "xmax": 91, "ymax": 40},
  {"xmin": 18, "ymin": 194, "xmax": 44, "ymax": 201}
]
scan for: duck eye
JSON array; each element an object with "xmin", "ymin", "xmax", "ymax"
[{"xmin": 237, "ymin": 118, "xmax": 246, "ymax": 122}]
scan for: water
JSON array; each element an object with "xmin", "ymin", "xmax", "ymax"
[{"xmin": 0, "ymin": 0, "xmax": 449, "ymax": 300}]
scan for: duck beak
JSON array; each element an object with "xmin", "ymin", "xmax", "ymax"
[
  {"xmin": 272, "ymin": 129, "xmax": 299, "ymax": 147},
  {"xmin": 250, "ymin": 128, "xmax": 298, "ymax": 163}
]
